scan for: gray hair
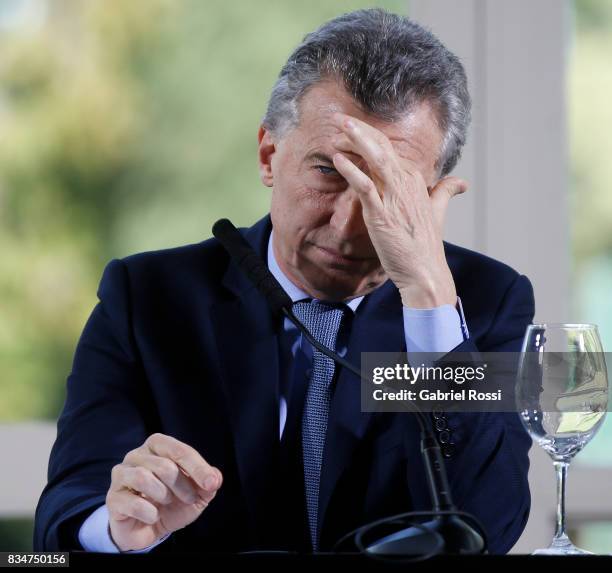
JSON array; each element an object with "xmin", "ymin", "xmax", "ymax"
[{"xmin": 262, "ymin": 8, "xmax": 471, "ymax": 177}]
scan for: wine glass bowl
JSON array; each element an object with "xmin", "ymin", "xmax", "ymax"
[{"xmin": 516, "ymin": 323, "xmax": 608, "ymax": 555}]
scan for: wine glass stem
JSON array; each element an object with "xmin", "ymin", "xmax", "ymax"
[{"xmin": 553, "ymin": 460, "xmax": 569, "ymax": 543}]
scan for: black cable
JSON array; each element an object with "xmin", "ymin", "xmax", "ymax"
[
  {"xmin": 355, "ymin": 521, "xmax": 444, "ymax": 564},
  {"xmin": 333, "ymin": 509, "xmax": 488, "ymax": 562},
  {"xmin": 282, "ymin": 306, "xmax": 432, "ymax": 437}
]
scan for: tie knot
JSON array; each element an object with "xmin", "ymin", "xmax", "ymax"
[
  {"xmin": 292, "ymin": 299, "xmax": 347, "ymax": 321},
  {"xmin": 291, "ymin": 299, "xmax": 347, "ymax": 351}
]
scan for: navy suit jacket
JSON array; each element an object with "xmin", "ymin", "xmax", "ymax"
[{"xmin": 34, "ymin": 214, "xmax": 535, "ymax": 554}]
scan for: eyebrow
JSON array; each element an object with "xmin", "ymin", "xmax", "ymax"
[{"xmin": 305, "ymin": 151, "xmax": 335, "ymax": 164}]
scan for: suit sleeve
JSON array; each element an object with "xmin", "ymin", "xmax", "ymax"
[
  {"xmin": 33, "ymin": 259, "xmax": 162, "ymax": 551},
  {"xmin": 443, "ymin": 273, "xmax": 535, "ymax": 554}
]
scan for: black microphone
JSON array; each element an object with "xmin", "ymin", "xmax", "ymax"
[
  {"xmin": 212, "ymin": 218, "xmax": 293, "ymax": 317},
  {"xmin": 212, "ymin": 218, "xmax": 363, "ymax": 380},
  {"xmin": 212, "ymin": 218, "xmax": 486, "ymax": 558}
]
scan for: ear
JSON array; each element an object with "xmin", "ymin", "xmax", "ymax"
[{"xmin": 258, "ymin": 125, "xmax": 276, "ymax": 188}]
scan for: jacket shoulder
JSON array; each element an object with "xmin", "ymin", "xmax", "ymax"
[
  {"xmin": 443, "ymin": 241, "xmax": 525, "ymax": 292},
  {"xmin": 114, "ymin": 236, "xmax": 231, "ymax": 288}
]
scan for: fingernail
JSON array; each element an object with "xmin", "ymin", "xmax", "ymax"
[{"xmin": 345, "ymin": 119, "xmax": 355, "ymax": 130}]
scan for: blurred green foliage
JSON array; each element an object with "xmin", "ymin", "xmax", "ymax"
[
  {"xmin": 0, "ymin": 0, "xmax": 405, "ymax": 420},
  {"xmin": 0, "ymin": 518, "xmax": 33, "ymax": 551},
  {"xmin": 574, "ymin": 0, "xmax": 612, "ymax": 33},
  {"xmin": 570, "ymin": 1, "xmax": 612, "ymax": 470},
  {"xmin": 570, "ymin": 0, "xmax": 612, "ymax": 262}
]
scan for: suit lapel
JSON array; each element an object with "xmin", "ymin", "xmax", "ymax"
[{"xmin": 318, "ymin": 280, "xmax": 406, "ymax": 539}]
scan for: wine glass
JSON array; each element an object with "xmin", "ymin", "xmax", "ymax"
[{"xmin": 516, "ymin": 323, "xmax": 608, "ymax": 555}]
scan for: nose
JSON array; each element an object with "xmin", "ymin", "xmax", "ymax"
[{"xmin": 329, "ymin": 188, "xmax": 368, "ymax": 240}]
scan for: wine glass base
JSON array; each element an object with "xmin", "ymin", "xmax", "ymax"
[{"xmin": 532, "ymin": 541, "xmax": 593, "ymax": 556}]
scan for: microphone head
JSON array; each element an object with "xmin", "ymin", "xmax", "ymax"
[
  {"xmin": 212, "ymin": 218, "xmax": 293, "ymax": 316},
  {"xmin": 212, "ymin": 218, "xmax": 235, "ymax": 242}
]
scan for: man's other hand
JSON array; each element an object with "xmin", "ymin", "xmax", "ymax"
[{"xmin": 106, "ymin": 433, "xmax": 223, "ymax": 551}]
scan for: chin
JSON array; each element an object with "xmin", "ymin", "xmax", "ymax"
[
  {"xmin": 303, "ymin": 271, "xmax": 367, "ymax": 301},
  {"xmin": 297, "ymin": 249, "xmax": 381, "ymax": 299}
]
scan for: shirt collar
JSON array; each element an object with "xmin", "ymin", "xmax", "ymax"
[{"xmin": 267, "ymin": 229, "xmax": 364, "ymax": 313}]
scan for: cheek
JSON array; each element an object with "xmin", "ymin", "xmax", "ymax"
[
  {"xmin": 302, "ymin": 186, "xmax": 336, "ymax": 216},
  {"xmin": 272, "ymin": 179, "xmax": 334, "ymax": 228},
  {"xmin": 270, "ymin": 187, "xmax": 310, "ymax": 252}
]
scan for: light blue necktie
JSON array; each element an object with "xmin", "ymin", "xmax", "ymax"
[{"xmin": 291, "ymin": 299, "xmax": 347, "ymax": 552}]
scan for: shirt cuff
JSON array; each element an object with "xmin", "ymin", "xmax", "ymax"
[
  {"xmin": 403, "ymin": 296, "xmax": 469, "ymax": 354},
  {"xmin": 78, "ymin": 503, "xmax": 171, "ymax": 553}
]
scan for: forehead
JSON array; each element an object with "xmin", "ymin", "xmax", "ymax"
[{"xmin": 292, "ymin": 80, "xmax": 443, "ymax": 171}]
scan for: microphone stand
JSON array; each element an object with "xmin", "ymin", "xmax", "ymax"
[{"xmin": 212, "ymin": 218, "xmax": 486, "ymax": 558}]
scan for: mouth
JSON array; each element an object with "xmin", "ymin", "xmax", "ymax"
[{"xmin": 315, "ymin": 245, "xmax": 373, "ymax": 265}]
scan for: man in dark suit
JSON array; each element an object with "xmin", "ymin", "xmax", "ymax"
[{"xmin": 34, "ymin": 9, "xmax": 534, "ymax": 555}]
